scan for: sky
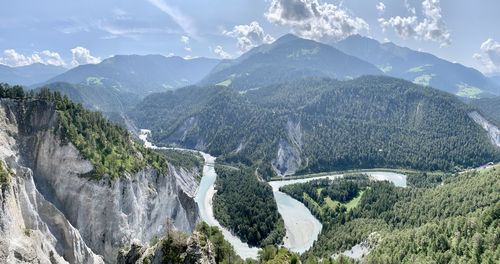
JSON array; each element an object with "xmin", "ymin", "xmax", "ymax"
[{"xmin": 0, "ymin": 0, "xmax": 499, "ymax": 75}]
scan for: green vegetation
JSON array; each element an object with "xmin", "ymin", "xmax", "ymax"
[
  {"xmin": 196, "ymin": 222, "xmax": 248, "ymax": 263},
  {"xmin": 406, "ymin": 171, "xmax": 451, "ymax": 188},
  {"xmin": 279, "ymin": 174, "xmax": 370, "ymax": 224},
  {"xmin": 257, "ymin": 245, "xmax": 301, "ymax": 264},
  {"xmin": 301, "ymin": 166, "xmax": 500, "ymax": 263},
  {"xmin": 1, "ymin": 83, "xmax": 168, "ymax": 178},
  {"xmin": 456, "ymin": 83, "xmax": 483, "ymax": 99},
  {"xmin": 0, "ymin": 161, "xmax": 11, "ymax": 187},
  {"xmin": 407, "ymin": 64, "xmax": 432, "ymax": 73},
  {"xmin": 213, "ymin": 165, "xmax": 285, "ymax": 247},
  {"xmin": 158, "ymin": 149, "xmax": 204, "ymax": 181},
  {"xmin": 413, "ymin": 74, "xmax": 435, "ymax": 86},
  {"xmin": 132, "ymin": 76, "xmax": 500, "ymax": 180}
]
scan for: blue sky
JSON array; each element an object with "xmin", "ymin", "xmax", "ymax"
[{"xmin": 1, "ymin": 0, "xmax": 499, "ymax": 74}]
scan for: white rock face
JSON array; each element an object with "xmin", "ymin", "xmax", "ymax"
[
  {"xmin": 272, "ymin": 120, "xmax": 303, "ymax": 176},
  {"xmin": 469, "ymin": 111, "xmax": 500, "ymax": 148},
  {"xmin": 0, "ymin": 99, "xmax": 200, "ymax": 263}
]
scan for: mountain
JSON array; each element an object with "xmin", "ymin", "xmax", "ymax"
[
  {"xmin": 334, "ymin": 35, "xmax": 500, "ymax": 98},
  {"xmin": 130, "ymin": 76, "xmax": 500, "ymax": 178},
  {"xmin": 44, "ymin": 55, "xmax": 220, "ymax": 97},
  {"xmin": 201, "ymin": 34, "xmax": 383, "ymax": 91},
  {"xmin": 40, "ymin": 81, "xmax": 140, "ymax": 114},
  {"xmin": 490, "ymin": 75, "xmax": 500, "ymax": 86},
  {"xmin": 0, "ymin": 84, "xmax": 202, "ymax": 263},
  {"xmin": 0, "ymin": 63, "xmax": 67, "ymax": 86}
]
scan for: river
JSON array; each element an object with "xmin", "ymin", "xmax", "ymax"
[
  {"xmin": 139, "ymin": 129, "xmax": 407, "ymax": 259},
  {"xmin": 269, "ymin": 171, "xmax": 406, "ymax": 255},
  {"xmin": 139, "ymin": 130, "xmax": 259, "ymax": 259}
]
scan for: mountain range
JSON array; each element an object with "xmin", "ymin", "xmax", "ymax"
[
  {"xmin": 334, "ymin": 35, "xmax": 500, "ymax": 98},
  {"xmin": 0, "ymin": 63, "xmax": 66, "ymax": 86},
  {"xmin": 42, "ymin": 55, "xmax": 219, "ymax": 96},
  {"xmin": 201, "ymin": 34, "xmax": 383, "ymax": 91},
  {"xmin": 130, "ymin": 75, "xmax": 500, "ymax": 178}
]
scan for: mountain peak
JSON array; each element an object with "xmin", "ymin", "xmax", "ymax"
[{"xmin": 274, "ymin": 33, "xmax": 301, "ymax": 44}]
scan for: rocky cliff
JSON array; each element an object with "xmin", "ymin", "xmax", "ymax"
[{"xmin": 0, "ymin": 98, "xmax": 200, "ymax": 263}]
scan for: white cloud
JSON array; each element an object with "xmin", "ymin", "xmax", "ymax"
[
  {"xmin": 265, "ymin": 0, "xmax": 369, "ymax": 42},
  {"xmin": 180, "ymin": 35, "xmax": 192, "ymax": 52},
  {"xmin": 379, "ymin": 16, "xmax": 418, "ymax": 39},
  {"xmin": 474, "ymin": 38, "xmax": 500, "ymax": 73},
  {"xmin": 0, "ymin": 49, "xmax": 65, "ymax": 67},
  {"xmin": 97, "ymin": 18, "xmax": 175, "ymax": 40},
  {"xmin": 213, "ymin": 45, "xmax": 231, "ymax": 59},
  {"xmin": 180, "ymin": 35, "xmax": 190, "ymax": 45},
  {"xmin": 183, "ymin": 55, "xmax": 199, "ymax": 60},
  {"xmin": 38, "ymin": 50, "xmax": 66, "ymax": 66},
  {"xmin": 224, "ymin": 21, "xmax": 275, "ymax": 52},
  {"xmin": 376, "ymin": 2, "xmax": 386, "ymax": 14},
  {"xmin": 146, "ymin": 0, "xmax": 196, "ymax": 37},
  {"xmin": 71, "ymin": 46, "xmax": 101, "ymax": 66},
  {"xmin": 379, "ymin": 0, "xmax": 451, "ymax": 47}
]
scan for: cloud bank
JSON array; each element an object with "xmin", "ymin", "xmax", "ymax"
[
  {"xmin": 213, "ymin": 45, "xmax": 231, "ymax": 59},
  {"xmin": 71, "ymin": 46, "xmax": 101, "ymax": 66},
  {"xmin": 474, "ymin": 38, "xmax": 500, "ymax": 73},
  {"xmin": 265, "ymin": 0, "xmax": 368, "ymax": 42},
  {"xmin": 224, "ymin": 21, "xmax": 274, "ymax": 52},
  {"xmin": 0, "ymin": 49, "xmax": 65, "ymax": 67},
  {"xmin": 379, "ymin": 0, "xmax": 451, "ymax": 46}
]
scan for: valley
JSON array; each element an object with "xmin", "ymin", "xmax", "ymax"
[
  {"xmin": 1, "ymin": 6, "xmax": 500, "ymax": 262},
  {"xmin": 140, "ymin": 129, "xmax": 410, "ymax": 259}
]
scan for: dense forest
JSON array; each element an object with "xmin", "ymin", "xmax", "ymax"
[
  {"xmin": 212, "ymin": 165, "xmax": 285, "ymax": 247},
  {"xmin": 292, "ymin": 167, "xmax": 500, "ymax": 263},
  {"xmin": 131, "ymin": 76, "xmax": 500, "ymax": 179},
  {"xmin": 280, "ymin": 174, "xmax": 370, "ymax": 224},
  {"xmin": 0, "ymin": 83, "xmax": 168, "ymax": 178}
]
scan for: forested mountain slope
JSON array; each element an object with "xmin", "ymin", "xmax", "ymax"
[
  {"xmin": 297, "ymin": 167, "xmax": 499, "ymax": 263},
  {"xmin": 43, "ymin": 54, "xmax": 219, "ymax": 96},
  {"xmin": 131, "ymin": 76, "xmax": 500, "ymax": 179},
  {"xmin": 334, "ymin": 35, "xmax": 500, "ymax": 98},
  {"xmin": 201, "ymin": 34, "xmax": 382, "ymax": 91},
  {"xmin": 39, "ymin": 81, "xmax": 140, "ymax": 114}
]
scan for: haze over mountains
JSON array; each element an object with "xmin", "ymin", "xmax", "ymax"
[
  {"xmin": 0, "ymin": 63, "xmax": 66, "ymax": 86},
  {"xmin": 43, "ymin": 55, "xmax": 219, "ymax": 96}
]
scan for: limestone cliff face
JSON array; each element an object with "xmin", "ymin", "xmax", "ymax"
[{"xmin": 0, "ymin": 99, "xmax": 200, "ymax": 263}]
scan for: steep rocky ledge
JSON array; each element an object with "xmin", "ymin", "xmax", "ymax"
[
  {"xmin": 469, "ymin": 111, "xmax": 500, "ymax": 148},
  {"xmin": 0, "ymin": 98, "xmax": 200, "ymax": 263}
]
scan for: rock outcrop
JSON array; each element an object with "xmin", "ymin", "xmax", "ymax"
[
  {"xmin": 0, "ymin": 98, "xmax": 200, "ymax": 263},
  {"xmin": 117, "ymin": 230, "xmax": 216, "ymax": 264},
  {"xmin": 469, "ymin": 111, "xmax": 500, "ymax": 148},
  {"xmin": 272, "ymin": 120, "xmax": 303, "ymax": 176}
]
